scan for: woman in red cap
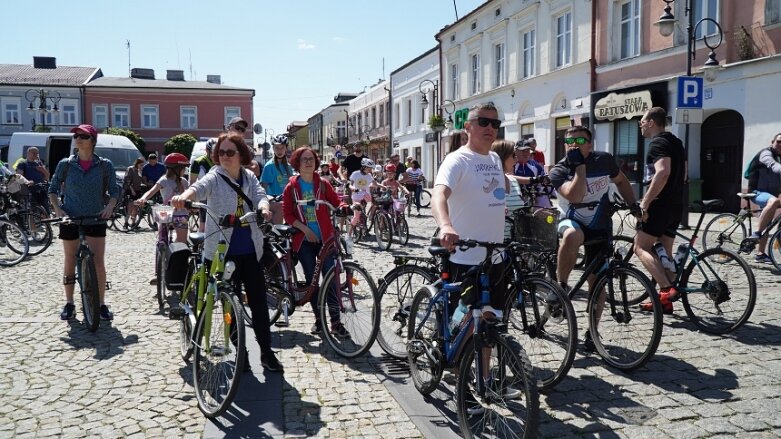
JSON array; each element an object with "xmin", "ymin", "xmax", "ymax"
[{"xmin": 47, "ymin": 124, "xmax": 122, "ymax": 322}]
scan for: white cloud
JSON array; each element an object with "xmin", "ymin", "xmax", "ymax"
[
  {"xmin": 297, "ymin": 39, "xmax": 316, "ymax": 50},
  {"xmin": 332, "ymin": 36, "xmax": 345, "ymax": 42}
]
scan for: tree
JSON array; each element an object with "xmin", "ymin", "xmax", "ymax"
[
  {"xmin": 164, "ymin": 134, "xmax": 198, "ymax": 158},
  {"xmin": 104, "ymin": 127, "xmax": 146, "ymax": 155}
]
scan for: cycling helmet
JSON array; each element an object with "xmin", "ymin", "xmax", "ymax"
[
  {"xmin": 205, "ymin": 138, "xmax": 217, "ymax": 152},
  {"xmin": 385, "ymin": 164, "xmax": 397, "ymax": 172},
  {"xmin": 360, "ymin": 158, "xmax": 375, "ymax": 168},
  {"xmin": 164, "ymin": 152, "xmax": 189, "ymax": 167}
]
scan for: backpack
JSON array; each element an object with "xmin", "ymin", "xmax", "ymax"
[
  {"xmin": 743, "ymin": 148, "xmax": 768, "ymax": 180},
  {"xmin": 60, "ymin": 155, "xmax": 110, "ymax": 202}
]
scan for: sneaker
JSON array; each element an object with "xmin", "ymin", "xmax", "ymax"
[
  {"xmin": 100, "ymin": 305, "xmax": 114, "ymax": 321},
  {"xmin": 330, "ymin": 323, "xmax": 350, "ymax": 339},
  {"xmin": 582, "ymin": 331, "xmax": 596, "ymax": 353},
  {"xmin": 310, "ymin": 321, "xmax": 323, "ymax": 335},
  {"xmin": 755, "ymin": 253, "xmax": 773, "ymax": 264},
  {"xmin": 487, "ymin": 380, "xmax": 522, "ymax": 400},
  {"xmin": 60, "ymin": 303, "xmax": 76, "ymax": 320},
  {"xmin": 640, "ymin": 288, "xmax": 676, "ymax": 315},
  {"xmin": 467, "ymin": 405, "xmax": 486, "ymax": 416},
  {"xmin": 261, "ymin": 352, "xmax": 284, "ymax": 372},
  {"xmin": 149, "ymin": 277, "xmax": 157, "ymax": 285}
]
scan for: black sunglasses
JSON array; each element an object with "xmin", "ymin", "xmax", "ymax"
[
  {"xmin": 232, "ymin": 125, "xmax": 247, "ymax": 132},
  {"xmin": 564, "ymin": 136, "xmax": 589, "ymax": 145},
  {"xmin": 472, "ymin": 117, "xmax": 501, "ymax": 129},
  {"xmin": 73, "ymin": 134, "xmax": 92, "ymax": 140},
  {"xmin": 218, "ymin": 149, "xmax": 238, "ymax": 157}
]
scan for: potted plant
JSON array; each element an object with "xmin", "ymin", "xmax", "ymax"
[{"xmin": 428, "ymin": 114, "xmax": 445, "ymax": 132}]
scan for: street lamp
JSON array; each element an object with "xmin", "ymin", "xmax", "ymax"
[
  {"xmin": 655, "ymin": 0, "xmax": 724, "ymax": 226},
  {"xmin": 25, "ymin": 88, "xmax": 61, "ymax": 131},
  {"xmin": 419, "ymin": 79, "xmax": 445, "ymax": 165}
]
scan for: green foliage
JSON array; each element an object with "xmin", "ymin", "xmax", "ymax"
[
  {"xmin": 164, "ymin": 134, "xmax": 198, "ymax": 158},
  {"xmin": 104, "ymin": 127, "xmax": 146, "ymax": 155},
  {"xmin": 428, "ymin": 114, "xmax": 445, "ymax": 130},
  {"xmin": 33, "ymin": 125, "xmax": 52, "ymax": 133}
]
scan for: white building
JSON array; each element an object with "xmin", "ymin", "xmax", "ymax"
[
  {"xmin": 436, "ymin": 0, "xmax": 592, "ymax": 166},
  {"xmin": 347, "ymin": 80, "xmax": 390, "ymax": 163},
  {"xmin": 390, "ymin": 47, "xmax": 440, "ymax": 185},
  {"xmin": 310, "ymin": 92, "xmax": 356, "ymax": 161}
]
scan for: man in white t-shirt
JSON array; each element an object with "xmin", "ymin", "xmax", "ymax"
[{"xmin": 433, "ymin": 102, "xmax": 508, "ymax": 315}]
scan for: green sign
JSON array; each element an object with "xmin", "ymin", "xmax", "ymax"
[{"xmin": 453, "ymin": 108, "xmax": 470, "ymax": 130}]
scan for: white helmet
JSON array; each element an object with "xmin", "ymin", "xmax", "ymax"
[{"xmin": 361, "ymin": 158, "xmax": 375, "ymax": 169}]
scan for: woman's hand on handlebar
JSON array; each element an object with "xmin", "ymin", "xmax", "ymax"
[{"xmin": 170, "ymin": 195, "xmax": 188, "ymax": 210}]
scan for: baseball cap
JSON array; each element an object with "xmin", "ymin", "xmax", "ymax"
[
  {"xmin": 148, "ymin": 153, "xmax": 158, "ymax": 160},
  {"xmin": 515, "ymin": 140, "xmax": 532, "ymax": 150},
  {"xmin": 70, "ymin": 124, "xmax": 98, "ymax": 138},
  {"xmin": 228, "ymin": 116, "xmax": 248, "ymax": 127}
]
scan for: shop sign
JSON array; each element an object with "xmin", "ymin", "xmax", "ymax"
[
  {"xmin": 425, "ymin": 133, "xmax": 438, "ymax": 142},
  {"xmin": 594, "ymin": 90, "xmax": 652, "ymax": 121}
]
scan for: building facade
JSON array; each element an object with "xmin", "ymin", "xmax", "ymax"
[{"xmin": 347, "ymin": 80, "xmax": 390, "ymax": 163}]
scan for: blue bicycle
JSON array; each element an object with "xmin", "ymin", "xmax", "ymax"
[{"xmin": 407, "ymin": 238, "xmax": 538, "ymax": 438}]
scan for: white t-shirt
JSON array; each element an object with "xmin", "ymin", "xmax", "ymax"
[
  {"xmin": 434, "ymin": 147, "xmax": 505, "ymax": 265},
  {"xmin": 349, "ymin": 170, "xmax": 374, "ymax": 195},
  {"xmin": 157, "ymin": 175, "xmax": 190, "ymax": 216}
]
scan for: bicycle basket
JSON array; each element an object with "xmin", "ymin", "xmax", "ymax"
[
  {"xmin": 513, "ymin": 207, "xmax": 559, "ymax": 250},
  {"xmin": 152, "ymin": 204, "xmax": 174, "ymax": 223},
  {"xmin": 392, "ymin": 197, "xmax": 407, "ymax": 212}
]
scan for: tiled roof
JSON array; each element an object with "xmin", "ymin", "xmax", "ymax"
[
  {"xmin": 87, "ymin": 76, "xmax": 253, "ymax": 92},
  {"xmin": 0, "ymin": 64, "xmax": 101, "ymax": 86}
]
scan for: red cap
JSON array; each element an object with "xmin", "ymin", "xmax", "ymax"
[{"xmin": 70, "ymin": 124, "xmax": 98, "ymax": 138}]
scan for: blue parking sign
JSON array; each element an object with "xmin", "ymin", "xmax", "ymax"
[{"xmin": 677, "ymin": 76, "xmax": 703, "ymax": 109}]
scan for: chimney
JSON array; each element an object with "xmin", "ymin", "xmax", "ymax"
[
  {"xmin": 206, "ymin": 75, "xmax": 221, "ymax": 84},
  {"xmin": 166, "ymin": 70, "xmax": 185, "ymax": 81},
  {"xmin": 130, "ymin": 68, "xmax": 156, "ymax": 80},
  {"xmin": 33, "ymin": 57, "xmax": 57, "ymax": 69}
]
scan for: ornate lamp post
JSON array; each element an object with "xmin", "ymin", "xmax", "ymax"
[
  {"xmin": 419, "ymin": 79, "xmax": 444, "ymax": 165},
  {"xmin": 655, "ymin": 0, "xmax": 723, "ymax": 226},
  {"xmin": 25, "ymin": 89, "xmax": 61, "ymax": 131}
]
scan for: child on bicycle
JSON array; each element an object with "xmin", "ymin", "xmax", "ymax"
[
  {"xmin": 136, "ymin": 153, "xmax": 190, "ymax": 243},
  {"xmin": 381, "ymin": 164, "xmax": 408, "ymax": 214},
  {"xmin": 347, "ymin": 158, "xmax": 382, "ymax": 240}
]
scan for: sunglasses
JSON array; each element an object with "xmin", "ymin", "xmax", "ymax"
[
  {"xmin": 300, "ymin": 156, "xmax": 316, "ymax": 163},
  {"xmin": 232, "ymin": 125, "xmax": 247, "ymax": 133},
  {"xmin": 564, "ymin": 136, "xmax": 589, "ymax": 145},
  {"xmin": 218, "ymin": 149, "xmax": 238, "ymax": 157},
  {"xmin": 73, "ymin": 134, "xmax": 92, "ymax": 140},
  {"xmin": 472, "ymin": 117, "xmax": 502, "ymax": 129}
]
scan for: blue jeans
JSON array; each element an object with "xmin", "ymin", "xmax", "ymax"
[
  {"xmin": 297, "ymin": 241, "xmax": 339, "ymax": 324},
  {"xmin": 406, "ymin": 184, "xmax": 422, "ymax": 210}
]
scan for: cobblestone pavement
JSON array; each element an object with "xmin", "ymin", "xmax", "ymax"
[{"xmin": 1, "ymin": 209, "xmax": 780, "ymax": 438}]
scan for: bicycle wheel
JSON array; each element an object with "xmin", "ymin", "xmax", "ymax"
[
  {"xmin": 589, "ymin": 266, "xmax": 661, "ymax": 371},
  {"xmin": 17, "ymin": 212, "xmax": 52, "ymax": 256},
  {"xmin": 702, "ymin": 213, "xmax": 745, "ymax": 254},
  {"xmin": 407, "ymin": 286, "xmax": 443, "ymax": 395},
  {"xmin": 396, "ymin": 218, "xmax": 409, "ymax": 245},
  {"xmin": 505, "ymin": 275, "xmax": 576, "ymax": 392},
  {"xmin": 456, "ymin": 334, "xmax": 539, "ymax": 439},
  {"xmin": 265, "ymin": 282, "xmax": 286, "ymax": 326},
  {"xmin": 768, "ymin": 228, "xmax": 781, "ymax": 272},
  {"xmin": 319, "ymin": 260, "xmax": 380, "ymax": 358},
  {"xmin": 681, "ymin": 248, "xmax": 756, "ymax": 334},
  {"xmin": 0, "ymin": 220, "xmax": 29, "ymax": 266},
  {"xmin": 193, "ymin": 290, "xmax": 246, "ymax": 418},
  {"xmin": 79, "ymin": 252, "xmax": 101, "ymax": 332},
  {"xmin": 419, "ymin": 189, "xmax": 431, "ymax": 208},
  {"xmin": 179, "ymin": 261, "xmax": 198, "ymax": 362},
  {"xmin": 373, "ymin": 212, "xmax": 392, "ymax": 251},
  {"xmin": 378, "ymin": 265, "xmax": 437, "ymax": 359},
  {"xmin": 113, "ymin": 201, "xmax": 143, "ymax": 232},
  {"xmin": 155, "ymin": 244, "xmax": 167, "ymax": 311}
]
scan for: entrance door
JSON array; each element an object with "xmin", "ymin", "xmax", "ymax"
[{"xmin": 700, "ymin": 110, "xmax": 744, "ymax": 213}]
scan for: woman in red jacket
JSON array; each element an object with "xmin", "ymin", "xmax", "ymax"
[{"xmin": 282, "ymin": 146, "xmax": 349, "ymax": 338}]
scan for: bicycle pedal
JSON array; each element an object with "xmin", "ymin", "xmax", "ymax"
[
  {"xmin": 274, "ymin": 321, "xmax": 290, "ymax": 328},
  {"xmin": 168, "ymin": 307, "xmax": 186, "ymax": 320}
]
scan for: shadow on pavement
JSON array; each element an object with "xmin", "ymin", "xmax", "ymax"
[{"xmin": 59, "ymin": 320, "xmax": 139, "ymax": 360}]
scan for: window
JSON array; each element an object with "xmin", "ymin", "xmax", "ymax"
[
  {"xmin": 224, "ymin": 107, "xmax": 240, "ymax": 127},
  {"xmin": 93, "ymin": 105, "xmax": 108, "ymax": 128},
  {"xmin": 406, "ymin": 99, "xmax": 412, "ymax": 127},
  {"xmin": 141, "ymin": 105, "xmax": 159, "ymax": 128},
  {"xmin": 522, "ymin": 30, "xmax": 536, "ymax": 78},
  {"xmin": 450, "ymin": 64, "xmax": 459, "ymax": 100},
  {"xmin": 767, "ymin": 0, "xmax": 781, "ymax": 24},
  {"xmin": 614, "ymin": 119, "xmax": 642, "ymax": 191},
  {"xmin": 395, "ymin": 103, "xmax": 400, "ymax": 129},
  {"xmin": 372, "ymin": 107, "xmax": 377, "ymax": 128},
  {"xmin": 471, "ymin": 54, "xmax": 481, "ymax": 95},
  {"xmin": 112, "ymin": 105, "xmax": 130, "ymax": 128},
  {"xmin": 694, "ymin": 0, "xmax": 719, "ymax": 38},
  {"xmin": 620, "ymin": 0, "xmax": 641, "ymax": 59},
  {"xmin": 2, "ymin": 98, "xmax": 20, "ymax": 124},
  {"xmin": 386, "ymin": 102, "xmax": 391, "ymax": 126},
  {"xmin": 555, "ymin": 11, "xmax": 572, "ymax": 67},
  {"xmin": 379, "ymin": 104, "xmax": 384, "ymax": 127},
  {"xmin": 61, "ymin": 103, "xmax": 77, "ymax": 125},
  {"xmin": 494, "ymin": 43, "xmax": 506, "ymax": 88},
  {"xmin": 181, "ymin": 106, "xmax": 197, "ymax": 129},
  {"xmin": 420, "ymin": 95, "xmax": 426, "ymax": 124},
  {"xmin": 521, "ymin": 123, "xmax": 534, "ymax": 139}
]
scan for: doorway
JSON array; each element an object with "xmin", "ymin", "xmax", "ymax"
[{"xmin": 700, "ymin": 110, "xmax": 744, "ymax": 213}]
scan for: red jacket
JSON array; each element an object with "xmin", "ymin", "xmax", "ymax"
[{"xmin": 282, "ymin": 173, "xmax": 344, "ymax": 252}]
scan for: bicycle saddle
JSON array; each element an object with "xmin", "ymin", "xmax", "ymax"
[
  {"xmin": 188, "ymin": 232, "xmax": 205, "ymax": 245},
  {"xmin": 273, "ymin": 224, "xmax": 296, "ymax": 236},
  {"xmin": 737, "ymin": 192, "xmax": 757, "ymax": 199},
  {"xmin": 427, "ymin": 246, "xmax": 451, "ymax": 257},
  {"xmin": 697, "ymin": 199, "xmax": 725, "ymax": 208}
]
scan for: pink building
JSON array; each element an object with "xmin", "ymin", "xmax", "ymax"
[{"xmin": 84, "ymin": 69, "xmax": 254, "ymax": 154}]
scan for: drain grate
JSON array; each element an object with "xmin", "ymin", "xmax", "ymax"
[{"xmin": 370, "ymin": 353, "xmax": 411, "ymax": 376}]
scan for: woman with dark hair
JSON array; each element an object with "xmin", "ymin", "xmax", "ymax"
[
  {"xmin": 401, "ymin": 160, "xmax": 425, "ymax": 215},
  {"xmin": 261, "ymin": 141, "xmax": 293, "ymax": 223},
  {"xmin": 124, "ymin": 157, "xmax": 146, "ymax": 222},
  {"xmin": 448, "ymin": 130, "xmax": 468, "ymax": 153},
  {"xmin": 282, "ymin": 147, "xmax": 349, "ymax": 337},
  {"xmin": 171, "ymin": 133, "xmax": 282, "ymax": 372}
]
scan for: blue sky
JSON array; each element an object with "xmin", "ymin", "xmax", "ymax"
[{"xmin": 1, "ymin": 0, "xmax": 485, "ymax": 139}]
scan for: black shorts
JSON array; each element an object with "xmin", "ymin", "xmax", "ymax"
[
  {"xmin": 448, "ymin": 258, "xmax": 509, "ymax": 313},
  {"xmin": 639, "ymin": 203, "xmax": 682, "ymax": 238},
  {"xmin": 58, "ymin": 223, "xmax": 107, "ymax": 240},
  {"xmin": 582, "ymin": 228, "xmax": 611, "ymax": 268}
]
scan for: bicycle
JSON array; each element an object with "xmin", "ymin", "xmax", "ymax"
[
  {"xmin": 0, "ymin": 179, "xmax": 52, "ymax": 256},
  {"xmin": 266, "ymin": 199, "xmax": 381, "ymax": 358},
  {"xmin": 47, "ymin": 216, "xmax": 109, "ymax": 332},
  {"xmin": 405, "ymin": 184, "xmax": 431, "ymax": 215},
  {"xmin": 702, "ymin": 192, "xmax": 781, "ymax": 268},
  {"xmin": 168, "ymin": 201, "xmax": 249, "ymax": 418},
  {"xmin": 0, "ymin": 213, "xmax": 29, "ymax": 267},
  {"xmin": 111, "ymin": 190, "xmax": 158, "ymax": 232},
  {"xmin": 407, "ymin": 238, "xmax": 538, "ymax": 438},
  {"xmin": 372, "ymin": 189, "xmax": 395, "ymax": 250},
  {"xmin": 150, "ymin": 203, "xmax": 187, "ymax": 312},
  {"xmin": 620, "ymin": 199, "xmax": 757, "ymax": 334}
]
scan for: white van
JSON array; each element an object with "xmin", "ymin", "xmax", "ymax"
[{"xmin": 8, "ymin": 132, "xmax": 142, "ymax": 181}]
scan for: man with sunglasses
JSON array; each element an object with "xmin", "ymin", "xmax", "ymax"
[
  {"xmin": 636, "ymin": 107, "xmax": 686, "ymax": 314},
  {"xmin": 549, "ymin": 126, "xmax": 638, "ymax": 347}
]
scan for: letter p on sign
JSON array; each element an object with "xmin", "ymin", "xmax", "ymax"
[{"xmin": 677, "ymin": 76, "xmax": 703, "ymax": 109}]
